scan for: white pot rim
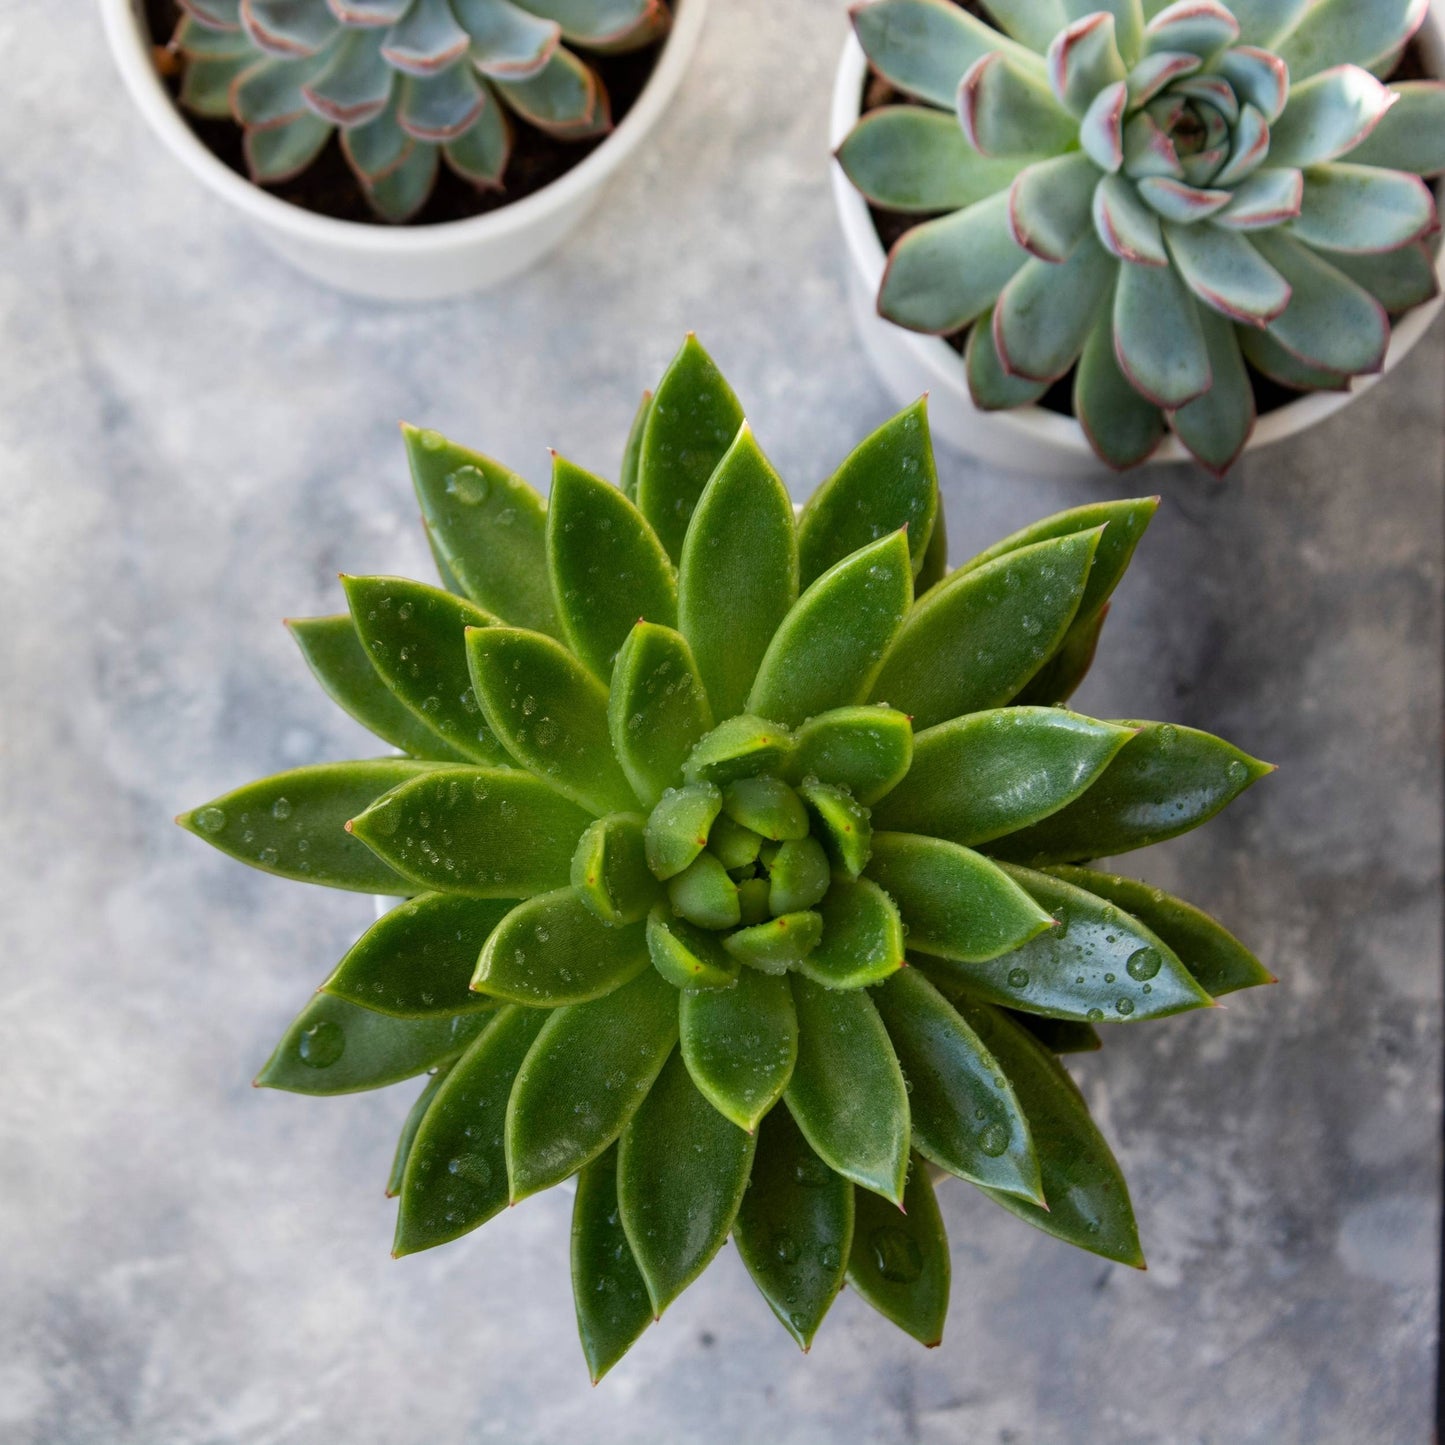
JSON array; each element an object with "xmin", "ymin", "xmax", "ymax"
[
  {"xmin": 828, "ymin": 9, "xmax": 1445, "ymax": 468},
  {"xmin": 100, "ymin": 0, "xmax": 706, "ymax": 256}
]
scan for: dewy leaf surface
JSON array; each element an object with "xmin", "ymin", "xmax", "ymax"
[
  {"xmin": 749, "ymin": 532, "xmax": 914, "ymax": 728},
  {"xmin": 875, "ymin": 969, "xmax": 1041, "ymax": 1202},
  {"xmin": 636, "ymin": 336, "xmax": 747, "ymax": 563},
  {"xmin": 798, "ymin": 401, "xmax": 939, "ymax": 585},
  {"xmin": 466, "ymin": 626, "xmax": 636, "ymax": 815},
  {"xmin": 395, "ymin": 1004, "xmax": 546, "ymax": 1254},
  {"xmin": 342, "ymin": 575, "xmax": 510, "ymax": 765},
  {"xmin": 347, "ymin": 766, "xmax": 591, "ymax": 898},
  {"xmin": 572, "ymin": 1146, "xmax": 653, "ymax": 1383},
  {"xmin": 287, "ymin": 615, "xmax": 467, "ymax": 761},
  {"xmin": 506, "ymin": 967, "xmax": 679, "ymax": 1199},
  {"xmin": 785, "ymin": 976, "xmax": 909, "ymax": 1203},
  {"xmin": 871, "ymin": 532, "xmax": 1099, "ymax": 729},
  {"xmin": 546, "ymin": 455, "xmax": 677, "ymax": 679},
  {"xmin": 733, "ymin": 1106, "xmax": 854, "ymax": 1350},
  {"xmin": 256, "ymin": 993, "xmax": 489, "ymax": 1095},
  {"xmin": 404, "ymin": 424, "xmax": 558, "ymax": 636},
  {"xmin": 677, "ymin": 425, "xmax": 798, "ymax": 721},
  {"xmin": 959, "ymin": 1000, "xmax": 1143, "ymax": 1266},
  {"xmin": 618, "ymin": 1051, "xmax": 756, "ymax": 1314},
  {"xmin": 179, "ymin": 759, "xmax": 442, "ymax": 893},
  {"xmin": 846, "ymin": 1161, "xmax": 950, "ymax": 1347},
  {"xmin": 987, "ymin": 721, "xmax": 1272, "ymax": 863},
  {"xmin": 787, "ymin": 706, "xmax": 914, "ymax": 806},
  {"xmin": 388, "ymin": 1066, "xmax": 450, "ymax": 1200},
  {"xmin": 873, "ymin": 709, "xmax": 1135, "ymax": 846},
  {"xmin": 325, "ymin": 892, "xmax": 514, "ymax": 1016}
]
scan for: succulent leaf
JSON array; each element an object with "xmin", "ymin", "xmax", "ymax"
[
  {"xmin": 1114, "ymin": 256, "xmax": 1213, "ymax": 405},
  {"xmin": 1291, "ymin": 163, "xmax": 1436, "ymax": 253},
  {"xmin": 995, "ymin": 235, "xmax": 1114, "ymax": 382},
  {"xmin": 959, "ymin": 1000, "xmax": 1143, "ymax": 1265},
  {"xmin": 1010, "ymin": 152, "xmax": 1100, "ymax": 261},
  {"xmin": 570, "ymin": 812, "xmax": 657, "ymax": 925},
  {"xmin": 733, "ymin": 1106, "xmax": 853, "ymax": 1349},
  {"xmin": 797, "ymin": 780, "xmax": 874, "ymax": 878},
  {"xmin": 571, "ymin": 1146, "xmax": 653, "ymax": 1383},
  {"xmin": 546, "ymin": 454, "xmax": 677, "ymax": 679},
  {"xmin": 785, "ymin": 976, "xmax": 910, "ymax": 1202},
  {"xmin": 256, "ymin": 992, "xmax": 489, "ymax": 1093},
  {"xmin": 1273, "ymin": 0, "xmax": 1428, "ymax": 81},
  {"xmin": 617, "ymin": 1051, "xmax": 756, "ymax": 1314},
  {"xmin": 1328, "ymin": 243, "xmax": 1441, "ymax": 315},
  {"xmin": 1347, "ymin": 82, "xmax": 1445, "ymax": 176},
  {"xmin": 874, "ymin": 969, "xmax": 1042, "ymax": 1202},
  {"xmin": 325, "ymin": 892, "xmax": 514, "ymax": 1015},
  {"xmin": 845, "ymin": 1161, "xmax": 950, "ymax": 1346},
  {"xmin": 245, "ymin": 111, "xmax": 334, "ymax": 181},
  {"xmin": 796, "ymin": 875, "xmax": 904, "ymax": 988},
  {"xmin": 395, "ymin": 1004, "xmax": 545, "ymax": 1251},
  {"xmin": 1170, "ymin": 303, "xmax": 1256, "ymax": 473},
  {"xmin": 1074, "ymin": 309, "xmax": 1169, "ymax": 466},
  {"xmin": 1163, "ymin": 221, "xmax": 1292, "ymax": 323},
  {"xmin": 961, "ymin": 51, "xmax": 1079, "ymax": 156},
  {"xmin": 505, "ymin": 966, "xmax": 678, "ymax": 1200},
  {"xmin": 387, "ymin": 1064, "xmax": 450, "ymax": 1197},
  {"xmin": 618, "ymin": 389, "xmax": 653, "ymax": 501},
  {"xmin": 965, "ymin": 311, "xmax": 1052, "ymax": 410},
  {"xmin": 677, "ymin": 424, "xmax": 797, "ymax": 720}
]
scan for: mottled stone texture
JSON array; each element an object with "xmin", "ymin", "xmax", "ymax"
[{"xmin": 1, "ymin": 2, "xmax": 1440, "ymax": 1441}]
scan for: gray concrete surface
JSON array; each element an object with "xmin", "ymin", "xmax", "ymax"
[{"xmin": 1, "ymin": 1, "xmax": 1440, "ymax": 1440}]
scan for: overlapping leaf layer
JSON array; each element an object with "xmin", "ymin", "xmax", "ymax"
[
  {"xmin": 181, "ymin": 335, "xmax": 1273, "ymax": 1377},
  {"xmin": 171, "ymin": 0, "xmax": 670, "ymax": 219},
  {"xmin": 840, "ymin": 0, "xmax": 1444, "ymax": 471}
]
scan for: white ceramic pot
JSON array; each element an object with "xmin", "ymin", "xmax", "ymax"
[
  {"xmin": 102, "ymin": 0, "xmax": 708, "ymax": 300},
  {"xmin": 828, "ymin": 5, "xmax": 1445, "ymax": 477}
]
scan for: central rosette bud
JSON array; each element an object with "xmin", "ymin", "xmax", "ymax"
[{"xmin": 570, "ymin": 711, "xmax": 904, "ymax": 992}]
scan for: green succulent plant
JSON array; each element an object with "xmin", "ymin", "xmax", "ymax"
[
  {"xmin": 179, "ymin": 336, "xmax": 1273, "ymax": 1378},
  {"xmin": 169, "ymin": 0, "xmax": 670, "ymax": 220},
  {"xmin": 839, "ymin": 0, "xmax": 1445, "ymax": 471}
]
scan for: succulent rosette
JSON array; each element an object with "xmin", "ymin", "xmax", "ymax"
[
  {"xmin": 839, "ymin": 0, "xmax": 1445, "ymax": 470},
  {"xmin": 170, "ymin": 0, "xmax": 670, "ymax": 219},
  {"xmin": 181, "ymin": 337, "xmax": 1273, "ymax": 1377}
]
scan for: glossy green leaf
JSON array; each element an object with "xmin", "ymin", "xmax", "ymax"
[
  {"xmin": 846, "ymin": 1161, "xmax": 950, "ymax": 1347},
  {"xmin": 836, "ymin": 106, "xmax": 1026, "ymax": 213},
  {"xmin": 722, "ymin": 776, "xmax": 809, "ymax": 841},
  {"xmin": 797, "ymin": 875, "xmax": 904, "ymax": 989},
  {"xmin": 636, "ymin": 336, "xmax": 747, "ymax": 563},
  {"xmin": 733, "ymin": 1106, "xmax": 853, "ymax": 1349},
  {"xmin": 723, "ymin": 912, "xmax": 824, "ymax": 974},
  {"xmin": 708, "ymin": 813, "xmax": 763, "ymax": 871},
  {"xmin": 667, "ymin": 851, "xmax": 741, "ymax": 930},
  {"xmin": 875, "ymin": 970, "xmax": 1040, "ymax": 1202},
  {"xmin": 618, "ymin": 1050, "xmax": 756, "ymax": 1314},
  {"xmin": 404, "ymin": 424, "xmax": 558, "ymax": 636},
  {"xmin": 340, "ymin": 575, "xmax": 510, "ymax": 766},
  {"xmin": 958, "ymin": 1000, "xmax": 1143, "ymax": 1266},
  {"xmin": 785, "ymin": 976, "xmax": 909, "ymax": 1203},
  {"xmin": 608, "ymin": 623, "xmax": 713, "ymax": 809},
  {"xmin": 867, "ymin": 833, "xmax": 1054, "ymax": 964},
  {"xmin": 475, "ymin": 887, "xmax": 650, "ymax": 1005},
  {"xmin": 570, "ymin": 812, "xmax": 657, "ymax": 925},
  {"xmin": 870, "ymin": 532, "xmax": 1098, "ymax": 730},
  {"xmin": 915, "ymin": 499, "xmax": 949, "ymax": 595},
  {"xmin": 768, "ymin": 837, "xmax": 831, "ymax": 915},
  {"xmin": 387, "ymin": 1066, "xmax": 450, "ymax": 1198},
  {"xmin": 1046, "ymin": 865, "xmax": 1273, "ymax": 996},
  {"xmin": 873, "ymin": 709, "xmax": 1136, "ymax": 846},
  {"xmin": 347, "ymin": 766, "xmax": 591, "ymax": 897},
  {"xmin": 798, "ymin": 401, "xmax": 939, "ymax": 585},
  {"xmin": 179, "ymin": 759, "xmax": 440, "ymax": 894},
  {"xmin": 256, "ymin": 993, "xmax": 488, "ymax": 1095},
  {"xmin": 644, "ymin": 781, "xmax": 722, "ymax": 879},
  {"xmin": 987, "ymin": 721, "xmax": 1273, "ymax": 863},
  {"xmin": 619, "ymin": 390, "xmax": 653, "ymax": 500},
  {"xmin": 287, "ymin": 615, "xmax": 466, "ymax": 761},
  {"xmin": 1010, "ymin": 1011, "xmax": 1103, "ymax": 1054},
  {"xmin": 679, "ymin": 969, "xmax": 797, "ymax": 1132},
  {"xmin": 749, "ymin": 532, "xmax": 913, "ymax": 728},
  {"xmin": 324, "ymin": 893, "xmax": 513, "ymax": 1017},
  {"xmin": 394, "ymin": 1005, "xmax": 546, "ymax": 1253},
  {"xmin": 506, "ymin": 967, "xmax": 679, "ymax": 1200},
  {"xmin": 682, "ymin": 715, "xmax": 795, "ymax": 787},
  {"xmin": 1014, "ymin": 607, "xmax": 1110, "ymax": 708},
  {"xmin": 466, "ymin": 626, "xmax": 636, "ymax": 815},
  {"xmin": 798, "ymin": 781, "xmax": 873, "ymax": 879},
  {"xmin": 571, "ymin": 1146, "xmax": 653, "ymax": 1383},
  {"xmin": 676, "ymin": 424, "xmax": 798, "ymax": 720},
  {"xmin": 787, "ymin": 706, "xmax": 913, "ymax": 806},
  {"xmin": 647, "ymin": 906, "xmax": 741, "ymax": 990},
  {"xmin": 546, "ymin": 454, "xmax": 677, "ymax": 679},
  {"xmin": 937, "ymin": 863, "xmax": 1212, "ymax": 1022}
]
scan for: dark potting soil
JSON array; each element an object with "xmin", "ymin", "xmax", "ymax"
[
  {"xmin": 857, "ymin": 0, "xmax": 1435, "ymax": 423},
  {"xmin": 142, "ymin": 0, "xmax": 665, "ymax": 225}
]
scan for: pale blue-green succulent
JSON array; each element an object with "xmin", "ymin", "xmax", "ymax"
[
  {"xmin": 840, "ymin": 0, "xmax": 1444, "ymax": 471},
  {"xmin": 171, "ymin": 0, "xmax": 670, "ymax": 220}
]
